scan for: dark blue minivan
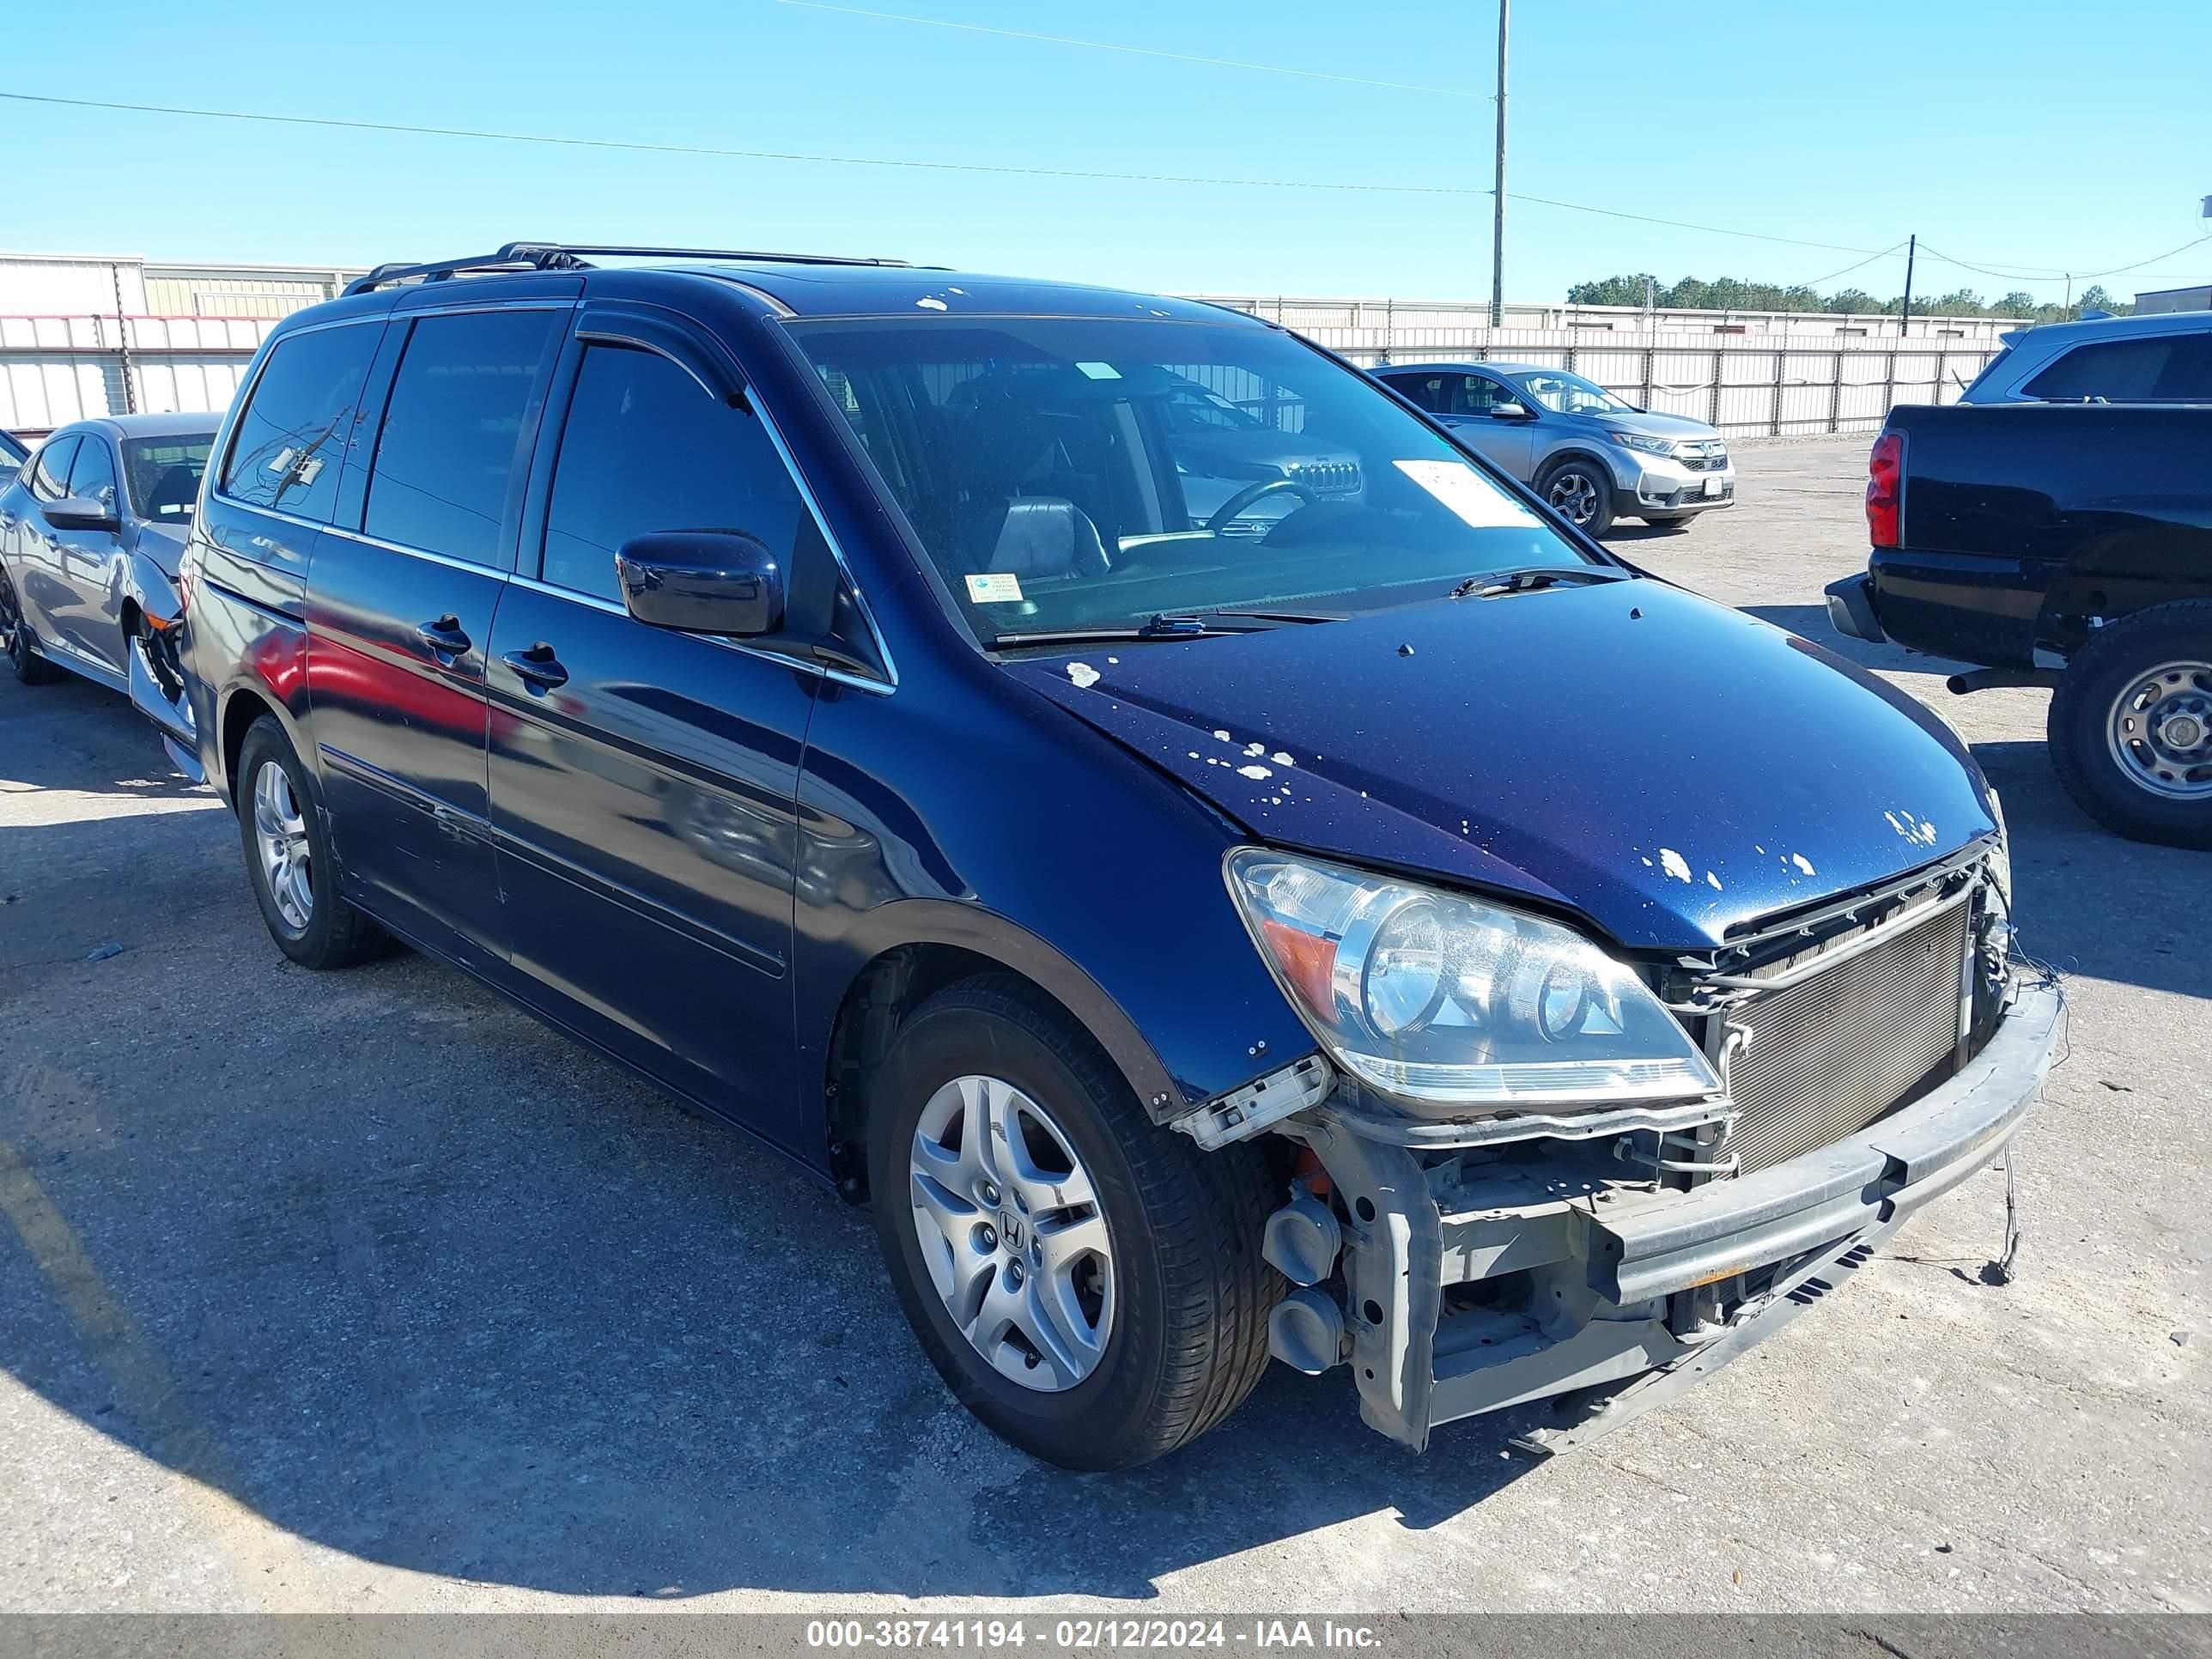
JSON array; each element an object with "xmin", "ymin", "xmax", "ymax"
[{"xmin": 154, "ymin": 244, "xmax": 2061, "ymax": 1468}]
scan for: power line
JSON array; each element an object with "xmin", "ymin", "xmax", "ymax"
[
  {"xmin": 772, "ymin": 0, "xmax": 1485, "ymax": 98},
  {"xmin": 0, "ymin": 88, "xmax": 1889, "ymax": 251},
  {"xmin": 1505, "ymin": 192, "xmax": 1884, "ymax": 255},
  {"xmin": 1917, "ymin": 233, "xmax": 2212, "ymax": 285},
  {"xmin": 1793, "ymin": 240, "xmax": 1910, "ymax": 291},
  {"xmin": 0, "ymin": 90, "xmax": 1484, "ymax": 197},
  {"xmin": 3, "ymin": 88, "xmax": 2190, "ymax": 283}
]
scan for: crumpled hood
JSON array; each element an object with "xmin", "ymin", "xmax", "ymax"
[
  {"xmin": 1010, "ymin": 580, "xmax": 1994, "ymax": 951},
  {"xmin": 134, "ymin": 520, "xmax": 189, "ymax": 579}
]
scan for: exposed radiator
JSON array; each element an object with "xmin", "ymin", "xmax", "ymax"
[{"xmin": 1722, "ymin": 898, "xmax": 1971, "ymax": 1174}]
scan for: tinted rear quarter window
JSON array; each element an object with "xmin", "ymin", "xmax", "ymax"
[
  {"xmin": 542, "ymin": 343, "xmax": 806, "ymax": 603},
  {"xmin": 365, "ymin": 308, "xmax": 562, "ymax": 567},
  {"xmin": 221, "ymin": 323, "xmax": 383, "ymax": 521},
  {"xmin": 2021, "ymin": 335, "xmax": 2194, "ymax": 401}
]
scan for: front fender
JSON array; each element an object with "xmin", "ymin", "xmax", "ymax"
[
  {"xmin": 792, "ymin": 663, "xmax": 1320, "ymax": 1134},
  {"xmin": 124, "ymin": 554, "xmax": 198, "ymax": 757}
]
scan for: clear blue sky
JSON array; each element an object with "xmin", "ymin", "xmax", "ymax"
[{"xmin": 4, "ymin": 0, "xmax": 2207, "ymax": 307}]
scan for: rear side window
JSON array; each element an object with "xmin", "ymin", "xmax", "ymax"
[
  {"xmin": 66, "ymin": 437, "xmax": 118, "ymax": 511},
  {"xmin": 365, "ymin": 309, "xmax": 562, "ymax": 567},
  {"xmin": 540, "ymin": 343, "xmax": 805, "ymax": 603},
  {"xmin": 221, "ymin": 323, "xmax": 382, "ymax": 521},
  {"xmin": 2021, "ymin": 332, "xmax": 2212, "ymax": 401},
  {"xmin": 29, "ymin": 436, "xmax": 79, "ymax": 502}
]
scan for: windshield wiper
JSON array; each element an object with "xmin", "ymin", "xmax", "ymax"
[
  {"xmin": 1204, "ymin": 608, "xmax": 1348, "ymax": 625},
  {"xmin": 1449, "ymin": 565, "xmax": 1630, "ymax": 600},
  {"xmin": 988, "ymin": 612, "xmax": 1272, "ymax": 649}
]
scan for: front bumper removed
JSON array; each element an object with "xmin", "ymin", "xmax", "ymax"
[{"xmin": 1274, "ymin": 978, "xmax": 2063, "ymax": 1454}]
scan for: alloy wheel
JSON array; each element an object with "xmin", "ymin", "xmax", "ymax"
[
  {"xmin": 907, "ymin": 1073, "xmax": 1115, "ymax": 1392},
  {"xmin": 252, "ymin": 760, "xmax": 315, "ymax": 931},
  {"xmin": 2106, "ymin": 659, "xmax": 2212, "ymax": 800},
  {"xmin": 1547, "ymin": 471, "xmax": 1600, "ymax": 526}
]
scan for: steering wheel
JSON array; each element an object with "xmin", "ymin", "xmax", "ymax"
[{"xmin": 1205, "ymin": 477, "xmax": 1317, "ymax": 535}]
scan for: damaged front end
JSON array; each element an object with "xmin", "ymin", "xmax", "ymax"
[{"xmin": 1196, "ymin": 842, "xmax": 2062, "ymax": 1454}]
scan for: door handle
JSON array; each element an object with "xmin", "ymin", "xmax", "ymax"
[
  {"xmin": 502, "ymin": 644, "xmax": 568, "ymax": 691},
  {"xmin": 416, "ymin": 615, "xmax": 471, "ymax": 656}
]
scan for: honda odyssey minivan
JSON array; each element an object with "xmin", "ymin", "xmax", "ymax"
[{"xmin": 158, "ymin": 243, "xmax": 2061, "ymax": 1469}]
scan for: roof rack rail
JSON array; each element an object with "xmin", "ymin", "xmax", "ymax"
[{"xmin": 343, "ymin": 241, "xmax": 911, "ymax": 297}]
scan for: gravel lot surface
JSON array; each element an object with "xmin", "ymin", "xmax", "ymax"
[{"xmin": 1, "ymin": 435, "xmax": 2204, "ymax": 1613}]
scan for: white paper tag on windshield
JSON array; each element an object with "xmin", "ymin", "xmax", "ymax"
[
  {"xmin": 1075, "ymin": 362, "xmax": 1121, "ymax": 380},
  {"xmin": 965, "ymin": 571, "xmax": 1026, "ymax": 603},
  {"xmin": 1394, "ymin": 459, "xmax": 1542, "ymax": 529}
]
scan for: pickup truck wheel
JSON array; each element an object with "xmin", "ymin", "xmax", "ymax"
[
  {"xmin": 2048, "ymin": 601, "xmax": 2212, "ymax": 848},
  {"xmin": 2, "ymin": 565, "xmax": 66, "ymax": 686},
  {"xmin": 1537, "ymin": 460, "xmax": 1615, "ymax": 538},
  {"xmin": 235, "ymin": 717, "xmax": 388, "ymax": 967},
  {"xmin": 867, "ymin": 975, "xmax": 1279, "ymax": 1469}
]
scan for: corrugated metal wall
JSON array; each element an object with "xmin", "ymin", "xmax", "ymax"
[{"xmin": 0, "ymin": 314, "xmax": 276, "ymax": 431}]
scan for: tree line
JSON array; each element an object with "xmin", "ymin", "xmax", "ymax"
[{"xmin": 1564, "ymin": 274, "xmax": 2130, "ymax": 322}]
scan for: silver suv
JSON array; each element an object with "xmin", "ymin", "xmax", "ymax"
[{"xmin": 1377, "ymin": 361, "xmax": 1735, "ymax": 537}]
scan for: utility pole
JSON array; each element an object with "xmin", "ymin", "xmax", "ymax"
[
  {"xmin": 1489, "ymin": 0, "xmax": 1509, "ymax": 329},
  {"xmin": 1897, "ymin": 234, "xmax": 1916, "ymax": 338}
]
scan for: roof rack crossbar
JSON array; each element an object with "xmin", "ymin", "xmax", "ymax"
[{"xmin": 343, "ymin": 241, "xmax": 911, "ymax": 296}]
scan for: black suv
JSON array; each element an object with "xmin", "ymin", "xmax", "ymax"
[{"xmin": 164, "ymin": 244, "xmax": 2057, "ymax": 1469}]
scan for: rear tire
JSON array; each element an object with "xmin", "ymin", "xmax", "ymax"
[
  {"xmin": 2, "ymin": 564, "xmax": 66, "ymax": 686},
  {"xmin": 1537, "ymin": 459, "xmax": 1616, "ymax": 538},
  {"xmin": 867, "ymin": 975, "xmax": 1280, "ymax": 1469},
  {"xmin": 235, "ymin": 716, "xmax": 388, "ymax": 967},
  {"xmin": 2047, "ymin": 600, "xmax": 2212, "ymax": 849}
]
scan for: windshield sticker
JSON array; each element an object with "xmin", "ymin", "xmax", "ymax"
[
  {"xmin": 1393, "ymin": 459, "xmax": 1542, "ymax": 529},
  {"xmin": 964, "ymin": 572, "xmax": 1026, "ymax": 604},
  {"xmin": 1076, "ymin": 362, "xmax": 1122, "ymax": 380}
]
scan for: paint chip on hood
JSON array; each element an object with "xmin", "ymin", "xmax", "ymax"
[
  {"xmin": 1066, "ymin": 662, "xmax": 1101, "ymax": 689},
  {"xmin": 1657, "ymin": 848, "xmax": 1692, "ymax": 884}
]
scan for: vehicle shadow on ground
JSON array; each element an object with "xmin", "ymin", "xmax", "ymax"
[
  {"xmin": 0, "ymin": 696, "xmax": 1543, "ymax": 1603},
  {"xmin": 0, "ymin": 673, "xmax": 202, "ymax": 799},
  {"xmin": 1966, "ymin": 737, "xmax": 2211, "ymax": 1004}
]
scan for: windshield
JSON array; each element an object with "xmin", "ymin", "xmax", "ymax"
[
  {"xmin": 789, "ymin": 316, "xmax": 1592, "ymax": 643},
  {"xmin": 122, "ymin": 434, "xmax": 215, "ymax": 521},
  {"xmin": 1512, "ymin": 369, "xmax": 1634, "ymax": 416}
]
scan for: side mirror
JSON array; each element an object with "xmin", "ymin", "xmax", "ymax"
[
  {"xmin": 615, "ymin": 531, "xmax": 785, "ymax": 636},
  {"xmin": 1490, "ymin": 402, "xmax": 1534, "ymax": 422},
  {"xmin": 47, "ymin": 495, "xmax": 119, "ymax": 532}
]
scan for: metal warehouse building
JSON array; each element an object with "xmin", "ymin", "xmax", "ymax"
[{"xmin": 0, "ymin": 252, "xmax": 365, "ymax": 436}]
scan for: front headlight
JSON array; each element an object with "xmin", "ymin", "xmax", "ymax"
[
  {"xmin": 1607, "ymin": 431, "xmax": 1679, "ymax": 458},
  {"xmin": 1224, "ymin": 849, "xmax": 1721, "ymax": 1115}
]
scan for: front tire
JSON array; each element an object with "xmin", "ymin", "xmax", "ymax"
[
  {"xmin": 867, "ymin": 975, "xmax": 1279, "ymax": 1470},
  {"xmin": 235, "ymin": 716, "xmax": 387, "ymax": 967},
  {"xmin": 1538, "ymin": 459, "xmax": 1616, "ymax": 538},
  {"xmin": 1, "ymin": 564, "xmax": 66, "ymax": 686},
  {"xmin": 2048, "ymin": 600, "xmax": 2212, "ymax": 849}
]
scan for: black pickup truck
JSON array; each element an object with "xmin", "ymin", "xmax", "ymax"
[{"xmin": 1826, "ymin": 401, "xmax": 2212, "ymax": 848}]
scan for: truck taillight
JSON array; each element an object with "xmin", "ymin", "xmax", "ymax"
[{"xmin": 1866, "ymin": 430, "xmax": 1904, "ymax": 549}]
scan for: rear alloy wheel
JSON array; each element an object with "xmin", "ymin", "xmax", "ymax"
[
  {"xmin": 1540, "ymin": 460, "xmax": 1615, "ymax": 538},
  {"xmin": 234, "ymin": 716, "xmax": 387, "ymax": 967},
  {"xmin": 1, "ymin": 564, "xmax": 66, "ymax": 685},
  {"xmin": 868, "ymin": 975, "xmax": 1279, "ymax": 1469},
  {"xmin": 2049, "ymin": 600, "xmax": 2212, "ymax": 848}
]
